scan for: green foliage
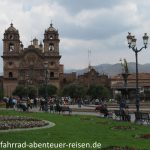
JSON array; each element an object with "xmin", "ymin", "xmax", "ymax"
[
  {"xmin": 13, "ymin": 85, "xmax": 37, "ymax": 98},
  {"xmin": 0, "ymin": 89, "xmax": 4, "ymax": 99},
  {"xmin": 13, "ymin": 84, "xmax": 57, "ymax": 98},
  {"xmin": 87, "ymin": 85, "xmax": 110, "ymax": 99},
  {"xmin": 39, "ymin": 84, "xmax": 57, "ymax": 97},
  {"xmin": 27, "ymin": 86, "xmax": 37, "ymax": 98},
  {"xmin": 13, "ymin": 85, "xmax": 27, "ymax": 98},
  {"xmin": 61, "ymin": 84, "xmax": 110, "ymax": 99},
  {"xmin": 62, "ymin": 84, "xmax": 87, "ymax": 98}
]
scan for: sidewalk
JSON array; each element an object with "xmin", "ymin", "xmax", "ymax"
[
  {"xmin": 0, "ymin": 106, "xmax": 148, "ymax": 123},
  {"xmin": 69, "ymin": 104, "xmax": 150, "ymax": 113},
  {"xmin": 1, "ymin": 104, "xmax": 150, "ymax": 113}
]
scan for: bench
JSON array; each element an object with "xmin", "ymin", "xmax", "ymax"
[
  {"xmin": 134, "ymin": 112, "xmax": 150, "ymax": 125},
  {"xmin": 61, "ymin": 106, "xmax": 72, "ymax": 115},
  {"xmin": 99, "ymin": 108, "xmax": 112, "ymax": 118},
  {"xmin": 53, "ymin": 105, "xmax": 72, "ymax": 114}
]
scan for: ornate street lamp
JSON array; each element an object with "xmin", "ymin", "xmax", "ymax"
[
  {"xmin": 127, "ymin": 33, "xmax": 149, "ymax": 112},
  {"xmin": 44, "ymin": 61, "xmax": 48, "ymax": 111}
]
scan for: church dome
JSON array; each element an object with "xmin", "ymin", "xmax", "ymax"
[
  {"xmin": 6, "ymin": 23, "xmax": 18, "ymax": 32},
  {"xmin": 33, "ymin": 37, "xmax": 38, "ymax": 42},
  {"xmin": 47, "ymin": 23, "xmax": 57, "ymax": 32}
]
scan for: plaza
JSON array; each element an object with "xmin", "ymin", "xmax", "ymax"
[{"xmin": 1, "ymin": 1, "xmax": 150, "ymax": 150}]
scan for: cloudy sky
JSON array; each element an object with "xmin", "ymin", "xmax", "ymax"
[{"xmin": 0, "ymin": 0, "xmax": 150, "ymax": 72}]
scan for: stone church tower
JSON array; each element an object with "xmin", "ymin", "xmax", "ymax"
[{"xmin": 2, "ymin": 23, "xmax": 63, "ymax": 96}]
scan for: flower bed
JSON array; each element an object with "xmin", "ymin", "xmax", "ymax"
[
  {"xmin": 101, "ymin": 146, "xmax": 146, "ymax": 150},
  {"xmin": 112, "ymin": 126, "xmax": 134, "ymax": 130},
  {"xmin": 0, "ymin": 116, "xmax": 49, "ymax": 130},
  {"xmin": 140, "ymin": 134, "xmax": 150, "ymax": 139}
]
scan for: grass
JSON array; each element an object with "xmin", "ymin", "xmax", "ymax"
[{"xmin": 0, "ymin": 110, "xmax": 149, "ymax": 150}]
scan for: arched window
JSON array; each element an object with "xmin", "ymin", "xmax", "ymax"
[
  {"xmin": 50, "ymin": 62, "xmax": 54, "ymax": 66},
  {"xmin": 49, "ymin": 35, "xmax": 53, "ymax": 39},
  {"xmin": 9, "ymin": 43, "xmax": 14, "ymax": 51},
  {"xmin": 49, "ymin": 43, "xmax": 54, "ymax": 51},
  {"xmin": 9, "ymin": 62, "xmax": 13, "ymax": 66},
  {"xmin": 8, "ymin": 72, "xmax": 13, "ymax": 78},
  {"xmin": 50, "ymin": 72, "xmax": 54, "ymax": 78}
]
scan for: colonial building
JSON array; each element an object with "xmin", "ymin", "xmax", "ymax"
[
  {"xmin": 60, "ymin": 72, "xmax": 76, "ymax": 86},
  {"xmin": 78, "ymin": 67, "xmax": 110, "ymax": 88},
  {"xmin": 59, "ymin": 66, "xmax": 110, "ymax": 88},
  {"xmin": 2, "ymin": 23, "xmax": 63, "ymax": 96}
]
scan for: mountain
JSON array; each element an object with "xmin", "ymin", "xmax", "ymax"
[{"xmin": 64, "ymin": 63, "xmax": 150, "ymax": 76}]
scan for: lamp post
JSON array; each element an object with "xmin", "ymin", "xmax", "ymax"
[
  {"xmin": 127, "ymin": 33, "xmax": 149, "ymax": 112},
  {"xmin": 26, "ymin": 74, "xmax": 29, "ymax": 98},
  {"xmin": 44, "ymin": 61, "xmax": 48, "ymax": 111}
]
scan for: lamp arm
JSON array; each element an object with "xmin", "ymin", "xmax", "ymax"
[
  {"xmin": 138, "ymin": 46, "xmax": 146, "ymax": 52},
  {"xmin": 132, "ymin": 46, "xmax": 146, "ymax": 53}
]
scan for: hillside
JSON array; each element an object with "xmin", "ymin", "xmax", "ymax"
[{"xmin": 65, "ymin": 63, "xmax": 150, "ymax": 76}]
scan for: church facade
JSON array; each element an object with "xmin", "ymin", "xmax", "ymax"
[{"xmin": 2, "ymin": 23, "xmax": 63, "ymax": 96}]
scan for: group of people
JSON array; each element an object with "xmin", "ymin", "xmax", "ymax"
[
  {"xmin": 2, "ymin": 96, "xmax": 130, "ymax": 121},
  {"xmin": 96, "ymin": 99, "xmax": 131, "ymax": 121},
  {"xmin": 3, "ymin": 96, "xmax": 17, "ymax": 110},
  {"xmin": 2, "ymin": 96, "xmax": 71, "ymax": 112},
  {"xmin": 3, "ymin": 96, "xmax": 39, "ymax": 111}
]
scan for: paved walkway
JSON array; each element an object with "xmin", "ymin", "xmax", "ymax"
[
  {"xmin": 1, "ymin": 105, "xmax": 149, "ymax": 124},
  {"xmin": 0, "ymin": 107, "xmax": 137, "ymax": 123}
]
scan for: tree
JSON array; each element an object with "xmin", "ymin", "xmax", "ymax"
[
  {"xmin": 13, "ymin": 85, "xmax": 27, "ymax": 98},
  {"xmin": 62, "ymin": 84, "xmax": 87, "ymax": 98},
  {"xmin": 0, "ymin": 89, "xmax": 4, "ymax": 99},
  {"xmin": 27, "ymin": 86, "xmax": 37, "ymax": 98},
  {"xmin": 87, "ymin": 85, "xmax": 110, "ymax": 100},
  {"xmin": 39, "ymin": 84, "xmax": 57, "ymax": 97},
  {"xmin": 13, "ymin": 85, "xmax": 37, "ymax": 98}
]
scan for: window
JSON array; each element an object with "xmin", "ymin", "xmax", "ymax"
[
  {"xmin": 50, "ymin": 72, "xmax": 54, "ymax": 78},
  {"xmin": 9, "ymin": 34, "xmax": 14, "ymax": 40},
  {"xmin": 8, "ymin": 72, "xmax": 13, "ymax": 78},
  {"xmin": 49, "ymin": 43, "xmax": 54, "ymax": 51},
  {"xmin": 9, "ymin": 43, "xmax": 14, "ymax": 51},
  {"xmin": 51, "ymin": 62, "xmax": 54, "ymax": 66},
  {"xmin": 9, "ymin": 62, "xmax": 13, "ymax": 66},
  {"xmin": 49, "ymin": 35, "xmax": 53, "ymax": 39}
]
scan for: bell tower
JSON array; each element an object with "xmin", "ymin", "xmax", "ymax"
[
  {"xmin": 43, "ymin": 23, "xmax": 60, "ymax": 53},
  {"xmin": 2, "ymin": 23, "xmax": 22, "ymax": 96},
  {"xmin": 3, "ymin": 23, "xmax": 21, "ymax": 54}
]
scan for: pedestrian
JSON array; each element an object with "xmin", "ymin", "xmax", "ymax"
[{"xmin": 123, "ymin": 105, "xmax": 131, "ymax": 121}]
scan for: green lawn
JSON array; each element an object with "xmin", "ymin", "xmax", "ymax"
[{"xmin": 0, "ymin": 110, "xmax": 149, "ymax": 150}]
